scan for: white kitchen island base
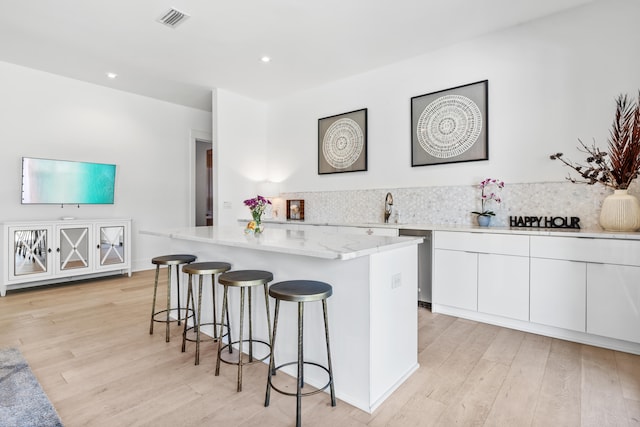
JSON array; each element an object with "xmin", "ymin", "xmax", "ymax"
[{"xmin": 142, "ymin": 226, "xmax": 421, "ymax": 413}]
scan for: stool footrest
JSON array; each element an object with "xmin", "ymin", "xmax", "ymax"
[
  {"xmin": 267, "ymin": 361, "xmax": 333, "ymax": 398},
  {"xmin": 151, "ymin": 307, "xmax": 194, "ymax": 323},
  {"xmin": 183, "ymin": 322, "xmax": 229, "ymax": 343},
  {"xmin": 217, "ymin": 339, "xmax": 271, "ymax": 366}
]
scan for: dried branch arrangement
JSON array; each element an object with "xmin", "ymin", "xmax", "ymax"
[{"xmin": 550, "ymin": 92, "xmax": 640, "ymax": 190}]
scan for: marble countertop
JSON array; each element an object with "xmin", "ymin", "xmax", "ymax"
[
  {"xmin": 140, "ymin": 226, "xmax": 424, "ymax": 260},
  {"xmin": 258, "ymin": 219, "xmax": 640, "ymax": 240}
]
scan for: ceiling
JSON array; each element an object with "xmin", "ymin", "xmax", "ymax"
[{"xmin": 0, "ymin": 0, "xmax": 596, "ymax": 111}]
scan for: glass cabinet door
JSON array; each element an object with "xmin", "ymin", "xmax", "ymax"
[
  {"xmin": 57, "ymin": 226, "xmax": 90, "ymax": 272},
  {"xmin": 12, "ymin": 227, "xmax": 50, "ymax": 277},
  {"xmin": 98, "ymin": 225, "xmax": 126, "ymax": 267}
]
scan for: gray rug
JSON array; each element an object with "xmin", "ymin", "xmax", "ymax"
[{"xmin": 0, "ymin": 348, "xmax": 63, "ymax": 427}]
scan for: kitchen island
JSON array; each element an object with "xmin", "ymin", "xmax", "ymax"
[{"xmin": 140, "ymin": 225, "xmax": 423, "ymax": 413}]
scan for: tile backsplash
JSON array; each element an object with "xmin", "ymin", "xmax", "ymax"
[{"xmin": 274, "ymin": 181, "xmax": 640, "ymax": 230}]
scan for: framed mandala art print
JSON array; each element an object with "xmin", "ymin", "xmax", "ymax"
[
  {"xmin": 411, "ymin": 80, "xmax": 488, "ymax": 167},
  {"xmin": 318, "ymin": 108, "xmax": 367, "ymax": 174}
]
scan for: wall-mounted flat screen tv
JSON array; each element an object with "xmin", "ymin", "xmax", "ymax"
[{"xmin": 21, "ymin": 157, "xmax": 117, "ymax": 205}]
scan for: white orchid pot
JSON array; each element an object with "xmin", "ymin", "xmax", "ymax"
[{"xmin": 599, "ymin": 189, "xmax": 640, "ymax": 232}]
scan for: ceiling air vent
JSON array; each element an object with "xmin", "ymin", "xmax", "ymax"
[{"xmin": 157, "ymin": 8, "xmax": 190, "ymax": 28}]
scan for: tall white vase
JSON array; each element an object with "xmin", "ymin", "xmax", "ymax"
[{"xmin": 599, "ymin": 189, "xmax": 640, "ymax": 232}]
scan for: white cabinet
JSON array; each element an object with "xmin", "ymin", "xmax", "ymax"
[
  {"xmin": 1, "ymin": 219, "xmax": 131, "ymax": 296},
  {"xmin": 433, "ymin": 230, "xmax": 640, "ymax": 353},
  {"xmin": 530, "ymin": 258, "xmax": 586, "ymax": 332},
  {"xmin": 478, "ymin": 254, "xmax": 529, "ymax": 321},
  {"xmin": 433, "ymin": 231, "xmax": 529, "ymax": 319},
  {"xmin": 530, "ymin": 235, "xmax": 640, "ymax": 344},
  {"xmin": 587, "ymin": 263, "xmax": 640, "ymax": 343}
]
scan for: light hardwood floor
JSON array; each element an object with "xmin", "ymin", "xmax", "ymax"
[{"xmin": 1, "ymin": 271, "xmax": 639, "ymax": 426}]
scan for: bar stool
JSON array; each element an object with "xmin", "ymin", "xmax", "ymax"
[
  {"xmin": 149, "ymin": 254, "xmax": 197, "ymax": 342},
  {"xmin": 215, "ymin": 270, "xmax": 273, "ymax": 392},
  {"xmin": 181, "ymin": 261, "xmax": 232, "ymax": 365},
  {"xmin": 264, "ymin": 280, "xmax": 336, "ymax": 427}
]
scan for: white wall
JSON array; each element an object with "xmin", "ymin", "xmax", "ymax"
[
  {"xmin": 0, "ymin": 61, "xmax": 212, "ymax": 271},
  {"xmin": 215, "ymin": 89, "xmax": 268, "ymax": 225},
  {"xmin": 266, "ymin": 0, "xmax": 640, "ymax": 193}
]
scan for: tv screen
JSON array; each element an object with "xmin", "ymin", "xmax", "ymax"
[{"xmin": 21, "ymin": 157, "xmax": 116, "ymax": 205}]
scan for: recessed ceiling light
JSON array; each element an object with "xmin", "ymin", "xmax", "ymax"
[
  {"xmin": 260, "ymin": 56, "xmax": 271, "ymax": 63},
  {"xmin": 106, "ymin": 72, "xmax": 118, "ymax": 79}
]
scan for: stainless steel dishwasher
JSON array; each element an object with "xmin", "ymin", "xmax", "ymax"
[{"xmin": 398, "ymin": 228, "xmax": 432, "ymax": 308}]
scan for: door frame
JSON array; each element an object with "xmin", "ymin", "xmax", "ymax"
[{"xmin": 188, "ymin": 129, "xmax": 215, "ymax": 227}]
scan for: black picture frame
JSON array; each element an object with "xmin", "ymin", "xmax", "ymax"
[
  {"xmin": 411, "ymin": 80, "xmax": 488, "ymax": 167},
  {"xmin": 318, "ymin": 108, "xmax": 367, "ymax": 174}
]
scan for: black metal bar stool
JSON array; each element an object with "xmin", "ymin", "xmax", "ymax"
[
  {"xmin": 149, "ymin": 254, "xmax": 197, "ymax": 342},
  {"xmin": 215, "ymin": 270, "xmax": 273, "ymax": 392},
  {"xmin": 181, "ymin": 261, "xmax": 232, "ymax": 365},
  {"xmin": 265, "ymin": 280, "xmax": 336, "ymax": 427}
]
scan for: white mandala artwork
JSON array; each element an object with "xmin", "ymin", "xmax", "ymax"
[
  {"xmin": 417, "ymin": 94, "xmax": 482, "ymax": 159},
  {"xmin": 322, "ymin": 118, "xmax": 364, "ymax": 169}
]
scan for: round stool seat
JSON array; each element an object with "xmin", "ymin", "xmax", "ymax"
[
  {"xmin": 152, "ymin": 254, "xmax": 197, "ymax": 266},
  {"xmin": 183, "ymin": 261, "xmax": 232, "ymax": 275},
  {"xmin": 269, "ymin": 280, "xmax": 332, "ymax": 302},
  {"xmin": 219, "ymin": 270, "xmax": 273, "ymax": 287}
]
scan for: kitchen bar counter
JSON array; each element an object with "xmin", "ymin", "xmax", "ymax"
[
  {"xmin": 141, "ymin": 225, "xmax": 422, "ymax": 260},
  {"xmin": 141, "ymin": 225, "xmax": 422, "ymax": 413}
]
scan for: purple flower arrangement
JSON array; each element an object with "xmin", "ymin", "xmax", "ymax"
[{"xmin": 243, "ymin": 195, "xmax": 271, "ymax": 225}]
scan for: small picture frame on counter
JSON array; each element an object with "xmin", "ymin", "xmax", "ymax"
[{"xmin": 286, "ymin": 199, "xmax": 304, "ymax": 220}]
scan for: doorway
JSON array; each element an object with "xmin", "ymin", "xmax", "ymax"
[{"xmin": 195, "ymin": 140, "xmax": 213, "ymax": 226}]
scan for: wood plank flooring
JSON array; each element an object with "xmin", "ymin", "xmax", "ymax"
[{"xmin": 1, "ymin": 271, "xmax": 639, "ymax": 426}]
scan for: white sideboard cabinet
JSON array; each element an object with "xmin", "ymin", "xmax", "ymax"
[{"xmin": 1, "ymin": 219, "xmax": 131, "ymax": 296}]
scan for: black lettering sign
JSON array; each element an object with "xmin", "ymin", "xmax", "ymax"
[{"xmin": 509, "ymin": 216, "xmax": 581, "ymax": 229}]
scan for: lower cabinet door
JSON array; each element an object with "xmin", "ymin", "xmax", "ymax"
[
  {"xmin": 530, "ymin": 258, "xmax": 586, "ymax": 332},
  {"xmin": 433, "ymin": 249, "xmax": 477, "ymax": 311},
  {"xmin": 478, "ymin": 254, "xmax": 529, "ymax": 321},
  {"xmin": 587, "ymin": 263, "xmax": 640, "ymax": 343}
]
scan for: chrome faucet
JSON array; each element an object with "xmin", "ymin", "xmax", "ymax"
[{"xmin": 384, "ymin": 192, "xmax": 393, "ymax": 223}]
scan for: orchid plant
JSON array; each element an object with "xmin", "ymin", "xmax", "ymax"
[{"xmin": 471, "ymin": 178, "xmax": 504, "ymax": 217}]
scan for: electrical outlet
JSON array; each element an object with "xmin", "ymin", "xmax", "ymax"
[{"xmin": 391, "ymin": 273, "xmax": 401, "ymax": 289}]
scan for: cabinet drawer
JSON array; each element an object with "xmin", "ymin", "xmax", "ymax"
[
  {"xmin": 433, "ymin": 231, "xmax": 528, "ymax": 256},
  {"xmin": 530, "ymin": 236, "xmax": 640, "ymax": 266}
]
